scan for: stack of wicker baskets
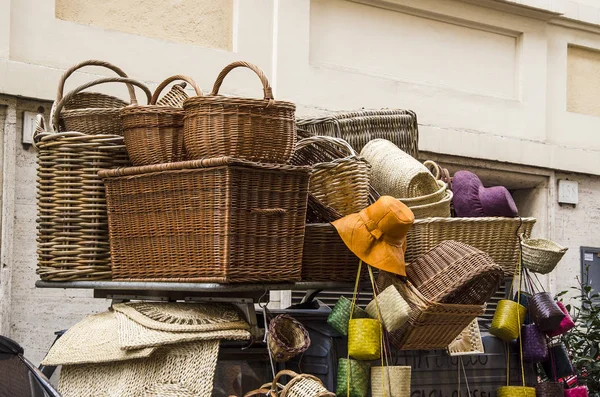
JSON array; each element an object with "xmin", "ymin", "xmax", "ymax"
[{"xmin": 36, "ymin": 60, "xmax": 152, "ymax": 281}]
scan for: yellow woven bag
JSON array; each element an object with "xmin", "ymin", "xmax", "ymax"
[{"xmin": 348, "ymin": 262, "xmax": 382, "ymax": 361}]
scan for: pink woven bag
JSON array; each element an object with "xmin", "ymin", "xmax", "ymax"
[{"xmin": 546, "ymin": 301, "xmax": 575, "ymax": 337}]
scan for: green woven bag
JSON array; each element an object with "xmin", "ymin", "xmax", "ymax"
[
  {"xmin": 327, "ymin": 296, "xmax": 368, "ymax": 335},
  {"xmin": 336, "ymin": 358, "xmax": 369, "ymax": 397}
]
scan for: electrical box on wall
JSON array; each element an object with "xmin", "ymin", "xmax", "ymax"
[
  {"xmin": 558, "ymin": 180, "xmax": 578, "ymax": 205},
  {"xmin": 22, "ymin": 111, "xmax": 38, "ymax": 145}
]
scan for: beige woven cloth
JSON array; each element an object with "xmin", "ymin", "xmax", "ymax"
[
  {"xmin": 58, "ymin": 340, "xmax": 219, "ymax": 397},
  {"xmin": 113, "ymin": 302, "xmax": 250, "ymax": 332},
  {"xmin": 360, "ymin": 139, "xmax": 438, "ymax": 198},
  {"xmin": 41, "ymin": 311, "xmax": 156, "ymax": 366},
  {"xmin": 116, "ymin": 311, "xmax": 251, "ymax": 350}
]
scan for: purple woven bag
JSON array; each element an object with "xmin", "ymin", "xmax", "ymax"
[{"xmin": 522, "ymin": 324, "xmax": 548, "ymax": 362}]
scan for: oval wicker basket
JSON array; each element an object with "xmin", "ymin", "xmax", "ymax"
[
  {"xmin": 53, "ymin": 73, "xmax": 151, "ymax": 136},
  {"xmin": 122, "ymin": 75, "xmax": 202, "ymax": 165},
  {"xmin": 183, "ymin": 61, "xmax": 295, "ymax": 164},
  {"xmin": 290, "ymin": 136, "xmax": 370, "ymax": 216},
  {"xmin": 267, "ymin": 314, "xmax": 310, "ymax": 363},
  {"xmin": 35, "ymin": 130, "xmax": 131, "ymax": 281},
  {"xmin": 398, "ymin": 180, "xmax": 447, "ymax": 206},
  {"xmin": 521, "ymin": 236, "xmax": 567, "ymax": 274},
  {"xmin": 406, "ymin": 189, "xmax": 452, "ymax": 219}
]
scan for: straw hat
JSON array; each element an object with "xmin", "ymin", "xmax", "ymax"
[
  {"xmin": 41, "ymin": 311, "xmax": 156, "ymax": 366},
  {"xmin": 332, "ymin": 196, "xmax": 414, "ymax": 276},
  {"xmin": 360, "ymin": 139, "xmax": 438, "ymax": 198}
]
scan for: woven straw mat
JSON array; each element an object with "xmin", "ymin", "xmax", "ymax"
[
  {"xmin": 41, "ymin": 311, "xmax": 156, "ymax": 366},
  {"xmin": 116, "ymin": 311, "xmax": 250, "ymax": 350},
  {"xmin": 113, "ymin": 302, "xmax": 250, "ymax": 332},
  {"xmin": 58, "ymin": 340, "xmax": 219, "ymax": 397}
]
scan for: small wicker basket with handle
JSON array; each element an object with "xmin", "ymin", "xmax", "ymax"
[
  {"xmin": 267, "ymin": 314, "xmax": 310, "ymax": 363},
  {"xmin": 521, "ymin": 236, "xmax": 568, "ymax": 275},
  {"xmin": 184, "ymin": 61, "xmax": 295, "ymax": 164}
]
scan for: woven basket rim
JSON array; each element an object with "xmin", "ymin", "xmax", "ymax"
[
  {"xmin": 268, "ymin": 314, "xmax": 310, "ymax": 353},
  {"xmin": 183, "ymin": 95, "xmax": 296, "ymax": 110},
  {"xmin": 522, "ymin": 238, "xmax": 567, "ymax": 253},
  {"xmin": 121, "ymin": 105, "xmax": 186, "ymax": 116},
  {"xmin": 407, "ymin": 190, "xmax": 452, "ymax": 211},
  {"xmin": 398, "ymin": 180, "xmax": 447, "ymax": 204}
]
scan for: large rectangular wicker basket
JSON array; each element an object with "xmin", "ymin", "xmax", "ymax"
[
  {"xmin": 405, "ymin": 217, "xmax": 536, "ymax": 276},
  {"xmin": 99, "ymin": 158, "xmax": 310, "ymax": 283}
]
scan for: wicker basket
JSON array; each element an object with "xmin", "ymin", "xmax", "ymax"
[
  {"xmin": 183, "ymin": 61, "xmax": 295, "ymax": 164},
  {"xmin": 267, "ymin": 314, "xmax": 310, "ymax": 363},
  {"xmin": 406, "ymin": 241, "xmax": 504, "ymax": 305},
  {"xmin": 121, "ymin": 75, "xmax": 202, "ymax": 165},
  {"xmin": 447, "ymin": 318, "xmax": 484, "ymax": 356},
  {"xmin": 99, "ymin": 158, "xmax": 309, "ymax": 283},
  {"xmin": 398, "ymin": 180, "xmax": 448, "ymax": 206},
  {"xmin": 521, "ymin": 237, "xmax": 568, "ymax": 274},
  {"xmin": 386, "ymin": 279, "xmax": 486, "ymax": 350},
  {"xmin": 266, "ymin": 370, "xmax": 335, "ymax": 397},
  {"xmin": 35, "ymin": 131, "xmax": 130, "ymax": 281},
  {"xmin": 290, "ymin": 136, "xmax": 370, "ymax": 216},
  {"xmin": 301, "ymin": 223, "xmax": 364, "ymax": 282},
  {"xmin": 51, "ymin": 60, "xmax": 130, "ymax": 132},
  {"xmin": 405, "ymin": 217, "xmax": 536, "ymax": 276},
  {"xmin": 296, "ymin": 109, "xmax": 419, "ymax": 157},
  {"xmin": 406, "ymin": 189, "xmax": 452, "ymax": 219},
  {"xmin": 53, "ymin": 76, "xmax": 151, "ymax": 136}
]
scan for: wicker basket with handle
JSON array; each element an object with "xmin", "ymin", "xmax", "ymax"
[
  {"xmin": 121, "ymin": 75, "xmax": 202, "ymax": 165},
  {"xmin": 405, "ymin": 217, "xmax": 536, "ymax": 276},
  {"xmin": 521, "ymin": 236, "xmax": 568, "ymax": 274},
  {"xmin": 267, "ymin": 314, "xmax": 310, "ymax": 363},
  {"xmin": 296, "ymin": 109, "xmax": 419, "ymax": 157},
  {"xmin": 53, "ymin": 66, "xmax": 151, "ymax": 136},
  {"xmin": 99, "ymin": 158, "xmax": 309, "ymax": 283},
  {"xmin": 290, "ymin": 136, "xmax": 370, "ymax": 216},
  {"xmin": 183, "ymin": 61, "xmax": 295, "ymax": 164}
]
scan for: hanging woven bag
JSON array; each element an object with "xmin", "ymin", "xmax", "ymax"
[
  {"xmin": 289, "ymin": 136, "xmax": 371, "ymax": 216},
  {"xmin": 365, "ymin": 284, "xmax": 411, "ymax": 332},
  {"xmin": 370, "ymin": 366, "xmax": 411, "ymax": 397},
  {"xmin": 535, "ymin": 382, "xmax": 564, "ymax": 397},
  {"xmin": 327, "ymin": 296, "xmax": 369, "ymax": 336},
  {"xmin": 546, "ymin": 301, "xmax": 575, "ymax": 337},
  {"xmin": 336, "ymin": 358, "xmax": 369, "ymax": 397},
  {"xmin": 348, "ymin": 263, "xmax": 382, "ymax": 361},
  {"xmin": 490, "ymin": 300, "xmax": 527, "ymax": 341},
  {"xmin": 513, "ymin": 291, "xmax": 533, "ymax": 325},
  {"xmin": 521, "ymin": 324, "xmax": 548, "ymax": 362},
  {"xmin": 564, "ymin": 386, "xmax": 589, "ymax": 397},
  {"xmin": 121, "ymin": 75, "xmax": 203, "ymax": 165},
  {"xmin": 542, "ymin": 342, "xmax": 575, "ymax": 380},
  {"xmin": 521, "ymin": 235, "xmax": 567, "ymax": 275},
  {"xmin": 529, "ymin": 292, "xmax": 565, "ymax": 332},
  {"xmin": 183, "ymin": 61, "xmax": 295, "ymax": 164},
  {"xmin": 267, "ymin": 314, "xmax": 311, "ymax": 363}
]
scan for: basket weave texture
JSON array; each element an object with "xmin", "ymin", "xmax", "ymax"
[
  {"xmin": 489, "ymin": 300, "xmax": 527, "ymax": 341},
  {"xmin": 267, "ymin": 314, "xmax": 311, "ymax": 363},
  {"xmin": 382, "ymin": 276, "xmax": 486, "ymax": 350},
  {"xmin": 296, "ymin": 109, "xmax": 419, "ymax": 157},
  {"xmin": 36, "ymin": 132, "xmax": 130, "ymax": 281},
  {"xmin": 336, "ymin": 359, "xmax": 369, "ymax": 397},
  {"xmin": 447, "ymin": 318, "xmax": 484, "ymax": 356},
  {"xmin": 535, "ymin": 382, "xmax": 564, "ymax": 397},
  {"xmin": 54, "ymin": 76, "xmax": 151, "ymax": 136},
  {"xmin": 366, "ymin": 285, "xmax": 411, "ymax": 332},
  {"xmin": 406, "ymin": 189, "xmax": 452, "ymax": 219},
  {"xmin": 529, "ymin": 292, "xmax": 566, "ymax": 332},
  {"xmin": 122, "ymin": 75, "xmax": 202, "ymax": 165},
  {"xmin": 522, "ymin": 324, "xmax": 549, "ymax": 362},
  {"xmin": 405, "ymin": 217, "xmax": 536, "ymax": 276},
  {"xmin": 406, "ymin": 241, "xmax": 503, "ymax": 305},
  {"xmin": 521, "ymin": 237, "xmax": 568, "ymax": 274},
  {"xmin": 371, "ymin": 366, "xmax": 411, "ymax": 397},
  {"xmin": 301, "ymin": 223, "xmax": 362, "ymax": 282},
  {"xmin": 327, "ymin": 296, "xmax": 369, "ymax": 335},
  {"xmin": 99, "ymin": 158, "xmax": 309, "ymax": 283},
  {"xmin": 266, "ymin": 370, "xmax": 335, "ymax": 397},
  {"xmin": 546, "ymin": 301, "xmax": 575, "ymax": 337},
  {"xmin": 496, "ymin": 386, "xmax": 536, "ymax": 397},
  {"xmin": 183, "ymin": 61, "xmax": 295, "ymax": 164},
  {"xmin": 348, "ymin": 318, "xmax": 381, "ymax": 360},
  {"xmin": 290, "ymin": 136, "xmax": 370, "ymax": 216}
]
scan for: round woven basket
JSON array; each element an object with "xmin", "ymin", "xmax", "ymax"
[
  {"xmin": 406, "ymin": 189, "xmax": 452, "ymax": 219},
  {"xmin": 122, "ymin": 75, "xmax": 202, "ymax": 165},
  {"xmin": 535, "ymin": 382, "xmax": 564, "ymax": 397},
  {"xmin": 521, "ymin": 237, "xmax": 567, "ymax": 274},
  {"xmin": 360, "ymin": 139, "xmax": 438, "ymax": 198},
  {"xmin": 489, "ymin": 299, "xmax": 527, "ymax": 341},
  {"xmin": 290, "ymin": 136, "xmax": 370, "ymax": 216},
  {"xmin": 35, "ymin": 131, "xmax": 131, "ymax": 281},
  {"xmin": 371, "ymin": 366, "xmax": 411, "ymax": 397},
  {"xmin": 406, "ymin": 241, "xmax": 504, "ymax": 305},
  {"xmin": 398, "ymin": 180, "xmax": 447, "ymax": 206},
  {"xmin": 267, "ymin": 314, "xmax": 310, "ymax": 363},
  {"xmin": 497, "ymin": 386, "xmax": 536, "ymax": 397},
  {"xmin": 53, "ymin": 76, "xmax": 151, "ymax": 136},
  {"xmin": 262, "ymin": 370, "xmax": 335, "ymax": 397},
  {"xmin": 183, "ymin": 61, "xmax": 295, "ymax": 164}
]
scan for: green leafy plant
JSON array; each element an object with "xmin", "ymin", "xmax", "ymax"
[{"xmin": 557, "ymin": 265, "xmax": 600, "ymax": 396}]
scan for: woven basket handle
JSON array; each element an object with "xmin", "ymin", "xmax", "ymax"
[
  {"xmin": 294, "ymin": 136, "xmax": 357, "ymax": 158},
  {"xmin": 52, "ymin": 77, "xmax": 152, "ymax": 131},
  {"xmin": 56, "ymin": 59, "xmax": 130, "ymax": 103},
  {"xmin": 150, "ymin": 75, "xmax": 203, "ymax": 105},
  {"xmin": 211, "ymin": 61, "xmax": 273, "ymax": 100}
]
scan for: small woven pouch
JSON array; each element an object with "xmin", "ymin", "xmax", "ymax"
[
  {"xmin": 529, "ymin": 292, "xmax": 565, "ymax": 332},
  {"xmin": 535, "ymin": 382, "xmax": 564, "ymax": 397},
  {"xmin": 521, "ymin": 324, "xmax": 548, "ymax": 362},
  {"xmin": 365, "ymin": 285, "xmax": 411, "ymax": 332},
  {"xmin": 348, "ymin": 263, "xmax": 381, "ymax": 361},
  {"xmin": 546, "ymin": 301, "xmax": 574, "ymax": 337},
  {"xmin": 327, "ymin": 296, "xmax": 369, "ymax": 335},
  {"xmin": 336, "ymin": 358, "xmax": 369, "ymax": 397}
]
